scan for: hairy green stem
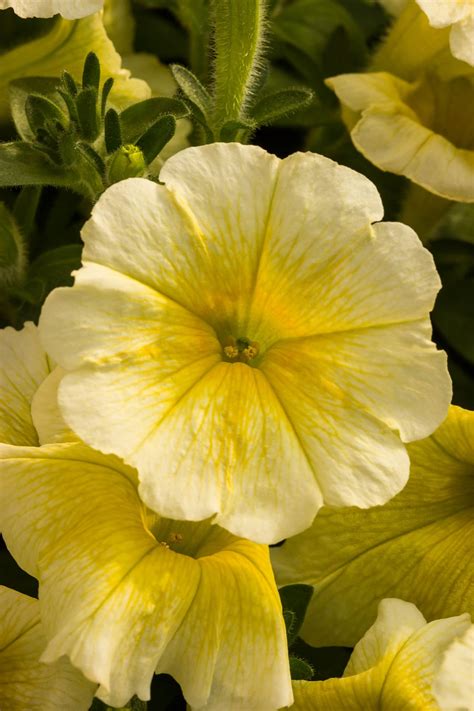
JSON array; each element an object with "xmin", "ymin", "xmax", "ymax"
[{"xmin": 211, "ymin": 0, "xmax": 267, "ymax": 130}]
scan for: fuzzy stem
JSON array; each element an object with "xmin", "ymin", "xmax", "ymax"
[{"xmin": 211, "ymin": 0, "xmax": 267, "ymax": 130}]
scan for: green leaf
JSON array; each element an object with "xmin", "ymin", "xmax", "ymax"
[
  {"xmin": 291, "ymin": 639, "xmax": 353, "ymax": 681},
  {"xmin": 82, "ymin": 51, "xmax": 101, "ymax": 91},
  {"xmin": 104, "ymin": 108, "xmax": 123, "ymax": 154},
  {"xmin": 219, "ymin": 118, "xmax": 256, "ymax": 142},
  {"xmin": 119, "ymin": 97, "xmax": 189, "ymax": 144},
  {"xmin": 0, "ymin": 143, "xmax": 72, "ymax": 188},
  {"xmin": 101, "ymin": 76, "xmax": 114, "ymax": 116},
  {"xmin": 9, "ymin": 77, "xmax": 62, "ymax": 141},
  {"xmin": 25, "ymin": 93, "xmax": 67, "ymax": 135},
  {"xmin": 211, "ymin": 0, "xmax": 268, "ymax": 127},
  {"xmin": 61, "ymin": 70, "xmax": 78, "ymax": 97},
  {"xmin": 433, "ymin": 280, "xmax": 474, "ymax": 366},
  {"xmin": 251, "ymin": 87, "xmax": 314, "ymax": 124},
  {"xmin": 272, "ymin": 0, "xmax": 366, "ymax": 83},
  {"xmin": 136, "ymin": 115, "xmax": 176, "ymax": 165},
  {"xmin": 27, "ymin": 244, "xmax": 82, "ymax": 299},
  {"xmin": 13, "ymin": 186, "xmax": 42, "ymax": 238},
  {"xmin": 289, "ymin": 655, "xmax": 314, "ymax": 681},
  {"xmin": 170, "ymin": 64, "xmax": 212, "ymax": 117},
  {"xmin": 76, "ymin": 86, "xmax": 100, "ymax": 141},
  {"xmin": 279, "ymin": 584, "xmax": 313, "ymax": 647}
]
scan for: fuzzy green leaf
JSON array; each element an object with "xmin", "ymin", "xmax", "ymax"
[{"xmin": 251, "ymin": 87, "xmax": 314, "ymax": 125}]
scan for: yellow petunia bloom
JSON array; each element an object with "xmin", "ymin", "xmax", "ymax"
[
  {"xmin": 272, "ymin": 406, "xmax": 474, "ymax": 647},
  {"xmin": 38, "ymin": 143, "xmax": 451, "ymax": 544},
  {"xmin": 287, "ymin": 598, "xmax": 472, "ymax": 710},
  {"xmin": 0, "ymin": 12, "xmax": 150, "ymax": 123},
  {"xmin": 0, "ymin": 586, "xmax": 96, "ymax": 710},
  {"xmin": 0, "ymin": 0, "xmax": 102, "ymax": 17},
  {"xmin": 379, "ymin": 0, "xmax": 474, "ymax": 67},
  {"xmin": 326, "ymin": 68, "xmax": 474, "ymax": 203},
  {"xmin": 433, "ymin": 625, "xmax": 474, "ymax": 710},
  {"xmin": 0, "ymin": 323, "xmax": 293, "ymax": 710},
  {"xmin": 328, "ymin": 0, "xmax": 474, "ymax": 207}
]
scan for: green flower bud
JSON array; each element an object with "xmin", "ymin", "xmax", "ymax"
[
  {"xmin": 0, "ymin": 203, "xmax": 27, "ymax": 290},
  {"xmin": 108, "ymin": 144, "xmax": 147, "ymax": 184}
]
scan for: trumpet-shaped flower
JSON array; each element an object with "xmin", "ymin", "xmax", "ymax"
[
  {"xmin": 0, "ymin": 586, "xmax": 96, "ymax": 710},
  {"xmin": 288, "ymin": 598, "xmax": 472, "ymax": 710},
  {"xmin": 39, "ymin": 143, "xmax": 451, "ymax": 543},
  {"xmin": 327, "ymin": 69, "xmax": 474, "ymax": 202},
  {"xmin": 0, "ymin": 323, "xmax": 292, "ymax": 710},
  {"xmin": 379, "ymin": 0, "xmax": 474, "ymax": 67},
  {"xmin": 272, "ymin": 406, "xmax": 474, "ymax": 646},
  {"xmin": 417, "ymin": 1, "xmax": 474, "ymax": 66},
  {"xmin": 0, "ymin": 0, "xmax": 103, "ymax": 18}
]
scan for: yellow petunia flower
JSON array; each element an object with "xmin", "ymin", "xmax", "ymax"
[
  {"xmin": 38, "ymin": 143, "xmax": 451, "ymax": 544},
  {"xmin": 0, "ymin": 586, "xmax": 96, "ymax": 710},
  {"xmin": 379, "ymin": 0, "xmax": 474, "ymax": 67},
  {"xmin": 328, "ymin": 0, "xmax": 474, "ymax": 208},
  {"xmin": 0, "ymin": 323, "xmax": 293, "ymax": 710},
  {"xmin": 286, "ymin": 598, "xmax": 472, "ymax": 711},
  {"xmin": 272, "ymin": 406, "xmax": 474, "ymax": 647},
  {"xmin": 326, "ymin": 67, "xmax": 474, "ymax": 203},
  {"xmin": 0, "ymin": 0, "xmax": 103, "ymax": 18},
  {"xmin": 433, "ymin": 625, "xmax": 474, "ymax": 710}
]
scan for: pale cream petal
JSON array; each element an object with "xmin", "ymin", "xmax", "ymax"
[
  {"xmin": 262, "ymin": 341, "xmax": 410, "ymax": 509},
  {"xmin": 30, "ymin": 367, "xmax": 77, "ymax": 445},
  {"xmin": 433, "ymin": 625, "xmax": 474, "ymax": 710},
  {"xmin": 136, "ymin": 362, "xmax": 321, "ymax": 544},
  {"xmin": 272, "ymin": 406, "xmax": 474, "ymax": 647},
  {"xmin": 0, "ymin": 0, "xmax": 103, "ymax": 18},
  {"xmin": 0, "ymin": 323, "xmax": 51, "ymax": 446},
  {"xmin": 80, "ymin": 144, "xmax": 280, "ymax": 332},
  {"xmin": 450, "ymin": 13, "xmax": 474, "ymax": 66},
  {"xmin": 157, "ymin": 539, "xmax": 293, "ymax": 711},
  {"xmin": 352, "ymin": 105, "xmax": 474, "ymax": 202},
  {"xmin": 345, "ymin": 598, "xmax": 427, "ymax": 675},
  {"xmin": 251, "ymin": 215, "xmax": 442, "ymax": 345},
  {"xmin": 326, "ymin": 72, "xmax": 411, "ymax": 113},
  {"xmin": 289, "ymin": 600, "xmax": 471, "ymax": 711},
  {"xmin": 377, "ymin": 612, "xmax": 471, "ymax": 709},
  {"xmin": 0, "ymin": 444, "xmax": 292, "ymax": 709},
  {"xmin": 0, "ymin": 586, "xmax": 96, "ymax": 710},
  {"xmin": 40, "ymin": 261, "xmax": 219, "ymax": 369},
  {"xmin": 416, "ymin": 0, "xmax": 471, "ymax": 27},
  {"xmin": 277, "ymin": 317, "xmax": 450, "ymax": 443},
  {"xmin": 246, "ymin": 151, "xmax": 384, "ymax": 344}
]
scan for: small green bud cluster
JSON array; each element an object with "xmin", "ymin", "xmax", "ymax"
[{"xmin": 19, "ymin": 52, "xmax": 190, "ymax": 201}]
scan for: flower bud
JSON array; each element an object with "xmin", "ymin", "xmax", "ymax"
[{"xmin": 108, "ymin": 144, "xmax": 147, "ymax": 184}]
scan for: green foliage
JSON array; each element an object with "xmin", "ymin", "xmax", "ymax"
[{"xmin": 0, "ymin": 52, "xmax": 187, "ymax": 203}]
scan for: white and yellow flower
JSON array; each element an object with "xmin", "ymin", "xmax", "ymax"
[
  {"xmin": 326, "ymin": 68, "xmax": 474, "ymax": 203},
  {"xmin": 0, "ymin": 323, "xmax": 292, "ymax": 710},
  {"xmin": 272, "ymin": 406, "xmax": 474, "ymax": 647},
  {"xmin": 288, "ymin": 598, "xmax": 472, "ymax": 710},
  {"xmin": 0, "ymin": 586, "xmax": 96, "ymax": 710},
  {"xmin": 433, "ymin": 624, "xmax": 474, "ymax": 710},
  {"xmin": 379, "ymin": 0, "xmax": 474, "ymax": 67},
  {"xmin": 328, "ymin": 0, "xmax": 474, "ymax": 208},
  {"xmin": 39, "ymin": 143, "xmax": 451, "ymax": 543},
  {"xmin": 0, "ymin": 0, "xmax": 103, "ymax": 18}
]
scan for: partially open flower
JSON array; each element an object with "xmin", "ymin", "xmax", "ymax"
[
  {"xmin": 0, "ymin": 0, "xmax": 103, "ymax": 18},
  {"xmin": 0, "ymin": 586, "xmax": 96, "ymax": 710},
  {"xmin": 327, "ymin": 69, "xmax": 474, "ymax": 202},
  {"xmin": 272, "ymin": 406, "xmax": 474, "ymax": 646},
  {"xmin": 379, "ymin": 0, "xmax": 474, "ymax": 67},
  {"xmin": 39, "ymin": 143, "xmax": 451, "ymax": 544},
  {"xmin": 288, "ymin": 598, "xmax": 472, "ymax": 710},
  {"xmin": 0, "ymin": 323, "xmax": 292, "ymax": 710}
]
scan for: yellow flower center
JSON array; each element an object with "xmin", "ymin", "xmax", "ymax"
[{"xmin": 222, "ymin": 336, "xmax": 260, "ymax": 364}]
